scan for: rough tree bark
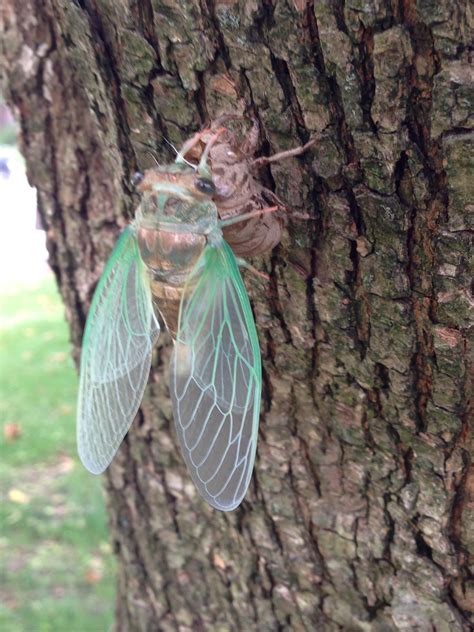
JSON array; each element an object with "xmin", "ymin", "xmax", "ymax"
[{"xmin": 1, "ymin": 1, "xmax": 472, "ymax": 630}]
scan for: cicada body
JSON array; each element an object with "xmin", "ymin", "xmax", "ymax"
[
  {"xmin": 182, "ymin": 118, "xmax": 315, "ymax": 258},
  {"xmin": 77, "ymin": 136, "xmax": 262, "ymax": 511},
  {"xmin": 181, "ymin": 121, "xmax": 283, "ymax": 258}
]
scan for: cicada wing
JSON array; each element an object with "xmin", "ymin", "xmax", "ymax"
[
  {"xmin": 170, "ymin": 241, "xmax": 262, "ymax": 511},
  {"xmin": 77, "ymin": 226, "xmax": 160, "ymax": 474}
]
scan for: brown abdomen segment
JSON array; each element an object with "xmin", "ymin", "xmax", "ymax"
[{"xmin": 149, "ymin": 279, "xmax": 183, "ymax": 340}]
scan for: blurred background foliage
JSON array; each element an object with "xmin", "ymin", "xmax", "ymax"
[{"xmin": 0, "ymin": 100, "xmax": 115, "ymax": 631}]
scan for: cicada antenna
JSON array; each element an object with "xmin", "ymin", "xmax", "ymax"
[
  {"xmin": 163, "ymin": 137, "xmax": 197, "ymax": 169},
  {"xmin": 147, "ymin": 151, "xmax": 161, "ymax": 167},
  {"xmin": 197, "ymin": 128, "xmax": 225, "ymax": 177}
]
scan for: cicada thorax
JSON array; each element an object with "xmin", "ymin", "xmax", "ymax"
[
  {"xmin": 133, "ymin": 164, "xmax": 218, "ymax": 338},
  {"xmin": 184, "ymin": 126, "xmax": 284, "ymax": 258}
]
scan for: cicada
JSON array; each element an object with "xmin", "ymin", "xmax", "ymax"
[
  {"xmin": 182, "ymin": 117, "xmax": 315, "ymax": 257},
  {"xmin": 77, "ymin": 132, "xmax": 263, "ymax": 511}
]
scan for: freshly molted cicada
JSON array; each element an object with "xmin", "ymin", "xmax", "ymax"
[{"xmin": 77, "ymin": 132, "xmax": 263, "ymax": 511}]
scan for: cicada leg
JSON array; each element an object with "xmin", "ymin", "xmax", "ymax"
[
  {"xmin": 235, "ymin": 258, "xmax": 270, "ymax": 282},
  {"xmin": 198, "ymin": 129, "xmax": 225, "ymax": 170},
  {"xmin": 262, "ymin": 188, "xmax": 312, "ymax": 221},
  {"xmin": 218, "ymin": 205, "xmax": 279, "ymax": 228},
  {"xmin": 176, "ymin": 128, "xmax": 226, "ymax": 167},
  {"xmin": 252, "ymin": 138, "xmax": 316, "ymax": 168}
]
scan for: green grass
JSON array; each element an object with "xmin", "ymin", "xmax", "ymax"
[
  {"xmin": 0, "ymin": 276, "xmax": 115, "ymax": 631},
  {"xmin": 0, "ymin": 124, "xmax": 18, "ymax": 146}
]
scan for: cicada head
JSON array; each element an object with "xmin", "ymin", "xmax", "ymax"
[{"xmin": 135, "ymin": 158, "xmax": 218, "ymax": 235}]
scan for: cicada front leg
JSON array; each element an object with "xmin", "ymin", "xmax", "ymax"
[
  {"xmin": 175, "ymin": 127, "xmax": 226, "ymax": 167},
  {"xmin": 219, "ymin": 205, "xmax": 279, "ymax": 228}
]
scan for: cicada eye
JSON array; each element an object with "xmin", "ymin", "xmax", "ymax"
[
  {"xmin": 195, "ymin": 177, "xmax": 216, "ymax": 196},
  {"xmin": 131, "ymin": 171, "xmax": 144, "ymax": 187}
]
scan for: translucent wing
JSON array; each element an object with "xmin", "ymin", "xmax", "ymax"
[
  {"xmin": 77, "ymin": 226, "xmax": 160, "ymax": 474},
  {"xmin": 170, "ymin": 240, "xmax": 262, "ymax": 511}
]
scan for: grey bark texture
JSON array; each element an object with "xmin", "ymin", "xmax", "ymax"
[{"xmin": 1, "ymin": 1, "xmax": 472, "ymax": 630}]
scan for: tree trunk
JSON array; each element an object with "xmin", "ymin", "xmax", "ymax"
[{"xmin": 1, "ymin": 1, "xmax": 472, "ymax": 630}]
